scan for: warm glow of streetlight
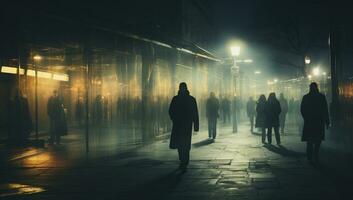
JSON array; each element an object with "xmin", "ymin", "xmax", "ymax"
[
  {"xmin": 305, "ymin": 56, "xmax": 311, "ymax": 64},
  {"xmin": 33, "ymin": 55, "xmax": 42, "ymax": 61},
  {"xmin": 313, "ymin": 67, "xmax": 320, "ymax": 76},
  {"xmin": 308, "ymin": 75, "xmax": 312, "ymax": 80},
  {"xmin": 230, "ymin": 46, "xmax": 240, "ymax": 57}
]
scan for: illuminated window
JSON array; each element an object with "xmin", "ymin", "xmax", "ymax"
[
  {"xmin": 53, "ymin": 73, "xmax": 69, "ymax": 81},
  {"xmin": 1, "ymin": 66, "xmax": 17, "ymax": 74},
  {"xmin": 27, "ymin": 69, "xmax": 36, "ymax": 76},
  {"xmin": 37, "ymin": 71, "xmax": 52, "ymax": 79}
]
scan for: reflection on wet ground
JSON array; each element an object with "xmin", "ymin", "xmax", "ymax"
[{"xmin": 0, "ymin": 124, "xmax": 352, "ymax": 199}]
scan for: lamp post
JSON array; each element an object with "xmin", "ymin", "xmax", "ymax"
[
  {"xmin": 33, "ymin": 55, "xmax": 42, "ymax": 141},
  {"xmin": 230, "ymin": 46, "xmax": 240, "ymax": 96}
]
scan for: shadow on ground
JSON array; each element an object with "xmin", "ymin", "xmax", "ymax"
[
  {"xmin": 193, "ymin": 139, "xmax": 214, "ymax": 148},
  {"xmin": 264, "ymin": 144, "xmax": 305, "ymax": 157}
]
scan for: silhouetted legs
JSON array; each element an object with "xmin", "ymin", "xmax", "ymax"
[
  {"xmin": 249, "ymin": 116, "xmax": 254, "ymax": 133},
  {"xmin": 306, "ymin": 141, "xmax": 321, "ymax": 163},
  {"xmin": 279, "ymin": 114, "xmax": 286, "ymax": 134},
  {"xmin": 267, "ymin": 126, "xmax": 280, "ymax": 145},
  {"xmin": 178, "ymin": 148, "xmax": 190, "ymax": 169},
  {"xmin": 261, "ymin": 128, "xmax": 266, "ymax": 143},
  {"xmin": 208, "ymin": 119, "xmax": 217, "ymax": 139}
]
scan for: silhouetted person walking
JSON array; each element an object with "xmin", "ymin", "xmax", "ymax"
[
  {"xmin": 279, "ymin": 93, "xmax": 288, "ymax": 134},
  {"xmin": 265, "ymin": 93, "xmax": 281, "ymax": 145},
  {"xmin": 169, "ymin": 82, "xmax": 199, "ymax": 171},
  {"xmin": 206, "ymin": 92, "xmax": 219, "ymax": 139},
  {"xmin": 255, "ymin": 95, "xmax": 267, "ymax": 143},
  {"xmin": 301, "ymin": 82, "xmax": 330, "ymax": 164},
  {"xmin": 221, "ymin": 95, "xmax": 231, "ymax": 124},
  {"xmin": 247, "ymin": 97, "xmax": 256, "ymax": 133},
  {"xmin": 48, "ymin": 90, "xmax": 66, "ymax": 145}
]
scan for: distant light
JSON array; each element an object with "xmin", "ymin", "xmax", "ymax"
[
  {"xmin": 1, "ymin": 66, "xmax": 18, "ymax": 74},
  {"xmin": 308, "ymin": 75, "xmax": 312, "ymax": 80},
  {"xmin": 313, "ymin": 67, "xmax": 320, "ymax": 76},
  {"xmin": 322, "ymin": 72, "xmax": 327, "ymax": 76},
  {"xmin": 19, "ymin": 68, "xmax": 25, "ymax": 75},
  {"xmin": 244, "ymin": 59, "xmax": 253, "ymax": 63},
  {"xmin": 274, "ymin": 79, "xmax": 278, "ymax": 83},
  {"xmin": 53, "ymin": 73, "xmax": 69, "ymax": 81},
  {"xmin": 230, "ymin": 46, "xmax": 240, "ymax": 57},
  {"xmin": 33, "ymin": 55, "xmax": 42, "ymax": 61},
  {"xmin": 27, "ymin": 69, "xmax": 36, "ymax": 76},
  {"xmin": 305, "ymin": 56, "xmax": 311, "ymax": 64},
  {"xmin": 37, "ymin": 71, "xmax": 52, "ymax": 79},
  {"xmin": 254, "ymin": 71, "xmax": 261, "ymax": 74}
]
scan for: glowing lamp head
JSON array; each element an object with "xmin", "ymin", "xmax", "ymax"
[
  {"xmin": 33, "ymin": 55, "xmax": 42, "ymax": 61},
  {"xmin": 305, "ymin": 56, "xmax": 311, "ymax": 64},
  {"xmin": 313, "ymin": 67, "xmax": 320, "ymax": 76},
  {"xmin": 230, "ymin": 46, "xmax": 240, "ymax": 57}
]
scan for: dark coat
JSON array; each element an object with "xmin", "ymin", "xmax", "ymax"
[
  {"xmin": 255, "ymin": 101, "xmax": 266, "ymax": 128},
  {"xmin": 301, "ymin": 91, "xmax": 329, "ymax": 142},
  {"xmin": 47, "ymin": 96, "xmax": 67, "ymax": 135},
  {"xmin": 206, "ymin": 97, "xmax": 219, "ymax": 119},
  {"xmin": 265, "ymin": 99, "xmax": 281, "ymax": 128},
  {"xmin": 169, "ymin": 90, "xmax": 199, "ymax": 150}
]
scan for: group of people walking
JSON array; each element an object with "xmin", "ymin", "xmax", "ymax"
[{"xmin": 169, "ymin": 82, "xmax": 330, "ymax": 171}]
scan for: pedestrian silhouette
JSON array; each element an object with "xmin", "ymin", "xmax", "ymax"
[
  {"xmin": 8, "ymin": 88, "xmax": 32, "ymax": 145},
  {"xmin": 206, "ymin": 92, "xmax": 219, "ymax": 139},
  {"xmin": 221, "ymin": 95, "xmax": 231, "ymax": 124},
  {"xmin": 47, "ymin": 90, "xmax": 67, "ymax": 145},
  {"xmin": 93, "ymin": 95, "xmax": 104, "ymax": 126},
  {"xmin": 301, "ymin": 82, "xmax": 330, "ymax": 164},
  {"xmin": 255, "ymin": 95, "xmax": 267, "ymax": 143},
  {"xmin": 279, "ymin": 93, "xmax": 288, "ymax": 134},
  {"xmin": 246, "ymin": 97, "xmax": 256, "ymax": 133},
  {"xmin": 265, "ymin": 93, "xmax": 282, "ymax": 145},
  {"xmin": 169, "ymin": 82, "xmax": 199, "ymax": 171}
]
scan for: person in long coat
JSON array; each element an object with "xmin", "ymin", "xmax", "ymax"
[
  {"xmin": 265, "ymin": 93, "xmax": 282, "ymax": 145},
  {"xmin": 169, "ymin": 82, "xmax": 199, "ymax": 171},
  {"xmin": 206, "ymin": 92, "xmax": 219, "ymax": 139},
  {"xmin": 255, "ymin": 95, "xmax": 267, "ymax": 143},
  {"xmin": 8, "ymin": 88, "xmax": 33, "ymax": 145},
  {"xmin": 247, "ymin": 97, "xmax": 256, "ymax": 133},
  {"xmin": 47, "ymin": 90, "xmax": 67, "ymax": 145},
  {"xmin": 301, "ymin": 82, "xmax": 330, "ymax": 164}
]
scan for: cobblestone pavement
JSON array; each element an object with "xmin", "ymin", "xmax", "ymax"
[{"xmin": 0, "ymin": 123, "xmax": 351, "ymax": 199}]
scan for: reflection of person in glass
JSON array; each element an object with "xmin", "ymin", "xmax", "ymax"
[
  {"xmin": 8, "ymin": 88, "xmax": 32, "ymax": 145},
  {"xmin": 169, "ymin": 82, "xmax": 199, "ymax": 171},
  {"xmin": 206, "ymin": 92, "xmax": 219, "ymax": 139},
  {"xmin": 47, "ymin": 90, "xmax": 67, "ymax": 145}
]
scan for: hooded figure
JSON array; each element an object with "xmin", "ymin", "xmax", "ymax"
[
  {"xmin": 169, "ymin": 82, "xmax": 199, "ymax": 171},
  {"xmin": 301, "ymin": 82, "xmax": 330, "ymax": 163}
]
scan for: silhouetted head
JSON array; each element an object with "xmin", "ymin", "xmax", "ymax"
[
  {"xmin": 309, "ymin": 82, "xmax": 319, "ymax": 93},
  {"xmin": 268, "ymin": 92, "xmax": 277, "ymax": 102},
  {"xmin": 53, "ymin": 90, "xmax": 58, "ymax": 97},
  {"xmin": 258, "ymin": 94, "xmax": 266, "ymax": 103},
  {"xmin": 210, "ymin": 92, "xmax": 215, "ymax": 98},
  {"xmin": 178, "ymin": 82, "xmax": 189, "ymax": 95}
]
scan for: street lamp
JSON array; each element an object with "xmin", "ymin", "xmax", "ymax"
[
  {"xmin": 305, "ymin": 56, "xmax": 311, "ymax": 64},
  {"xmin": 33, "ymin": 55, "xmax": 42, "ymax": 141}
]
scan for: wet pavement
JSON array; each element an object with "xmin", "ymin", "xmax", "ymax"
[{"xmin": 0, "ymin": 123, "xmax": 352, "ymax": 199}]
